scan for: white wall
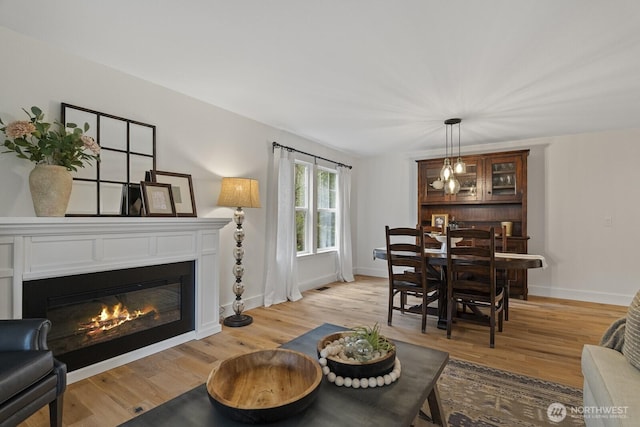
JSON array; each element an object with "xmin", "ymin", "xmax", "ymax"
[
  {"xmin": 540, "ymin": 130, "xmax": 640, "ymax": 304},
  {"xmin": 354, "ymin": 151, "xmax": 418, "ymax": 278},
  {"xmin": 355, "ymin": 132, "xmax": 640, "ymax": 306},
  {"xmin": 0, "ymin": 26, "xmax": 357, "ymax": 314},
  {"xmin": 2, "ymin": 26, "xmax": 637, "ymax": 310}
]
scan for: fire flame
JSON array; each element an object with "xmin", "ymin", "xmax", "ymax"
[{"xmin": 80, "ymin": 303, "xmax": 156, "ymax": 336}]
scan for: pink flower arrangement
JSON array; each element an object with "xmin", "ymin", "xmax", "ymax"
[
  {"xmin": 5, "ymin": 121, "xmax": 36, "ymax": 139},
  {"xmin": 81, "ymin": 135, "xmax": 100, "ymax": 156},
  {"xmin": 0, "ymin": 106, "xmax": 100, "ymax": 171}
]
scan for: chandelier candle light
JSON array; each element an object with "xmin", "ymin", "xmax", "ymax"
[{"xmin": 217, "ymin": 177, "xmax": 261, "ymax": 327}]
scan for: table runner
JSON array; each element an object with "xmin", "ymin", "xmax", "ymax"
[{"xmin": 374, "ymin": 247, "xmax": 547, "ymax": 269}]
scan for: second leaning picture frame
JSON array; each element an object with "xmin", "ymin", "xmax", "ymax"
[
  {"xmin": 151, "ymin": 170, "xmax": 197, "ymax": 217},
  {"xmin": 140, "ymin": 182, "xmax": 176, "ymax": 217}
]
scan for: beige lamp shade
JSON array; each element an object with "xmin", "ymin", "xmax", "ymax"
[{"xmin": 217, "ymin": 177, "xmax": 261, "ymax": 208}]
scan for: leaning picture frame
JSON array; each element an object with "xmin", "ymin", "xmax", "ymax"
[
  {"xmin": 431, "ymin": 213, "xmax": 449, "ymax": 231},
  {"xmin": 150, "ymin": 170, "xmax": 197, "ymax": 217},
  {"xmin": 121, "ymin": 183, "xmax": 144, "ymax": 216},
  {"xmin": 140, "ymin": 182, "xmax": 176, "ymax": 217}
]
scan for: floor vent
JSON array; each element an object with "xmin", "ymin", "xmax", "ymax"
[{"xmin": 317, "ymin": 286, "xmax": 330, "ymax": 291}]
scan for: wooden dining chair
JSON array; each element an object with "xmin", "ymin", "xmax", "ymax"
[
  {"xmin": 385, "ymin": 226, "xmax": 440, "ymax": 333},
  {"xmin": 495, "ymin": 225, "xmax": 512, "ymax": 320},
  {"xmin": 421, "ymin": 224, "xmax": 446, "ymax": 316},
  {"xmin": 446, "ymin": 226, "xmax": 505, "ymax": 348},
  {"xmin": 458, "ymin": 225, "xmax": 511, "ymax": 320}
]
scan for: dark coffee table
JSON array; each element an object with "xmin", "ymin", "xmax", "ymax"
[{"xmin": 120, "ymin": 323, "xmax": 449, "ymax": 426}]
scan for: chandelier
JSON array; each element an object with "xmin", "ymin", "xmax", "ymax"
[{"xmin": 439, "ymin": 118, "xmax": 464, "ymax": 195}]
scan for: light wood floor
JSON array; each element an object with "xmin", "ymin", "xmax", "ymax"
[{"xmin": 22, "ymin": 275, "xmax": 626, "ymax": 427}]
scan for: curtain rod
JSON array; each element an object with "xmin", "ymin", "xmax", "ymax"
[{"xmin": 272, "ymin": 142, "xmax": 352, "ymax": 169}]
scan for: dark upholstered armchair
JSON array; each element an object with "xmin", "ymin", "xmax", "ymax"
[{"xmin": 0, "ymin": 319, "xmax": 67, "ymax": 427}]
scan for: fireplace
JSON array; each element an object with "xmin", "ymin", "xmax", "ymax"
[
  {"xmin": 1, "ymin": 217, "xmax": 229, "ymax": 382},
  {"xmin": 23, "ymin": 261, "xmax": 195, "ymax": 371}
]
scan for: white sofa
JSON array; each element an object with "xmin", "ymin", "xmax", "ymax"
[{"xmin": 581, "ymin": 344, "xmax": 640, "ymax": 427}]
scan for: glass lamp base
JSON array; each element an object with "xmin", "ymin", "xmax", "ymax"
[{"xmin": 223, "ymin": 313, "xmax": 253, "ymax": 327}]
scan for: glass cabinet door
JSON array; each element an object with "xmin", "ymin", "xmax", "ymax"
[
  {"xmin": 485, "ymin": 155, "xmax": 523, "ymax": 201},
  {"xmin": 420, "ymin": 160, "xmax": 448, "ymax": 203},
  {"xmin": 450, "ymin": 156, "xmax": 481, "ymax": 202}
]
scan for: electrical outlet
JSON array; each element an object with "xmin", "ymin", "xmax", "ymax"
[{"xmin": 604, "ymin": 216, "xmax": 613, "ymax": 227}]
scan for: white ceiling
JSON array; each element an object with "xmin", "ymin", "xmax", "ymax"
[{"xmin": 1, "ymin": 1, "xmax": 640, "ymax": 157}]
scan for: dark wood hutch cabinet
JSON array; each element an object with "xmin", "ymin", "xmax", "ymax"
[{"xmin": 417, "ymin": 149, "xmax": 530, "ymax": 298}]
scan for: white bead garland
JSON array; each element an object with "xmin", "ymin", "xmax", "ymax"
[{"xmin": 317, "ymin": 355, "xmax": 402, "ymax": 389}]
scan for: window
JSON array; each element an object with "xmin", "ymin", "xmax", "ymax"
[
  {"xmin": 317, "ymin": 168, "xmax": 337, "ymax": 250},
  {"xmin": 295, "ymin": 162, "xmax": 310, "ymax": 252},
  {"xmin": 295, "ymin": 161, "xmax": 337, "ymax": 254}
]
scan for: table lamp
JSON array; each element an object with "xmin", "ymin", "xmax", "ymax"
[{"xmin": 217, "ymin": 177, "xmax": 261, "ymax": 327}]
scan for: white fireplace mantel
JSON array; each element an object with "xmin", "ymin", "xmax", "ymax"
[{"xmin": 0, "ymin": 216, "xmax": 231, "ymax": 382}]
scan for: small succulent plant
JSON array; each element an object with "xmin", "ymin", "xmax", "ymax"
[{"xmin": 351, "ymin": 323, "xmax": 394, "ymax": 352}]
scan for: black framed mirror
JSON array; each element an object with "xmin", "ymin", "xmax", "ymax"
[{"xmin": 61, "ymin": 103, "xmax": 156, "ymax": 216}]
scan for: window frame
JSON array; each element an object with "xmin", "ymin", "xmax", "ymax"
[
  {"xmin": 294, "ymin": 160, "xmax": 338, "ymax": 256},
  {"xmin": 315, "ymin": 165, "xmax": 338, "ymax": 253},
  {"xmin": 295, "ymin": 161, "xmax": 311, "ymax": 255}
]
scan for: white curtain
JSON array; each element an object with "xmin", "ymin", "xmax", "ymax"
[
  {"xmin": 337, "ymin": 166, "xmax": 355, "ymax": 282},
  {"xmin": 264, "ymin": 148, "xmax": 302, "ymax": 307}
]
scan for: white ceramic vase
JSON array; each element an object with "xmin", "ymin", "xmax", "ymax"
[{"xmin": 29, "ymin": 164, "xmax": 72, "ymax": 217}]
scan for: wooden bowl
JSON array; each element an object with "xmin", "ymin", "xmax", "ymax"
[
  {"xmin": 317, "ymin": 332, "xmax": 396, "ymax": 379},
  {"xmin": 206, "ymin": 349, "xmax": 322, "ymax": 424}
]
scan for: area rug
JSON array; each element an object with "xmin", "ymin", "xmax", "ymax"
[{"xmin": 439, "ymin": 359, "xmax": 584, "ymax": 426}]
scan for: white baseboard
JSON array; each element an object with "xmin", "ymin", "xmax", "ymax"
[
  {"xmin": 298, "ymin": 273, "xmax": 340, "ymax": 292},
  {"xmin": 219, "ymin": 293, "xmax": 263, "ymax": 321},
  {"xmin": 67, "ymin": 331, "xmax": 197, "ymax": 384},
  {"xmin": 195, "ymin": 323, "xmax": 222, "ymax": 340},
  {"xmin": 220, "ymin": 273, "xmax": 344, "ymax": 315},
  {"xmin": 527, "ymin": 285, "xmax": 631, "ymax": 306},
  {"xmin": 355, "ymin": 266, "xmax": 387, "ymax": 278}
]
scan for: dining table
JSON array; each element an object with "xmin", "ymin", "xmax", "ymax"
[{"xmin": 373, "ymin": 246, "xmax": 547, "ymax": 329}]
